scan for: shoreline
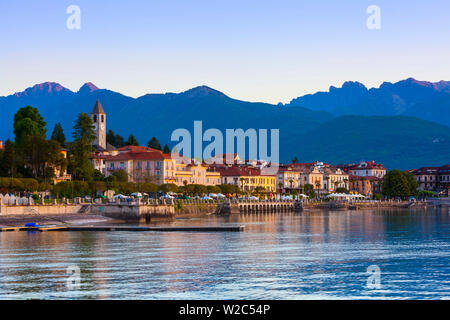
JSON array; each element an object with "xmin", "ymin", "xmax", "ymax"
[
  {"xmin": 0, "ymin": 213, "xmax": 120, "ymax": 227},
  {"xmin": 0, "ymin": 204, "xmax": 437, "ymax": 228}
]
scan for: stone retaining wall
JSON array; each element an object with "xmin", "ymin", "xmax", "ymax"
[{"xmin": 0, "ymin": 204, "xmax": 83, "ymax": 216}]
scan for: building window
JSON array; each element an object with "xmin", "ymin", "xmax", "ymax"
[
  {"xmin": 101, "ymin": 115, "xmax": 104, "ymax": 123},
  {"xmin": 93, "ymin": 115, "xmax": 97, "ymax": 123}
]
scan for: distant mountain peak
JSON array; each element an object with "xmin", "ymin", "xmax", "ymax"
[
  {"xmin": 393, "ymin": 77, "xmax": 450, "ymax": 91},
  {"xmin": 181, "ymin": 85, "xmax": 228, "ymax": 98},
  {"xmin": 78, "ymin": 82, "xmax": 99, "ymax": 93},
  {"xmin": 342, "ymin": 81, "xmax": 367, "ymax": 89},
  {"xmin": 14, "ymin": 82, "xmax": 71, "ymax": 97},
  {"xmin": 329, "ymin": 81, "xmax": 368, "ymax": 92}
]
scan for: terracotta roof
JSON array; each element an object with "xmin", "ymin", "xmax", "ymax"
[
  {"xmin": 103, "ymin": 151, "xmax": 170, "ymax": 161},
  {"xmin": 288, "ymin": 163, "xmax": 315, "ymax": 168},
  {"xmin": 349, "ymin": 175, "xmax": 381, "ymax": 181},
  {"xmin": 216, "ymin": 166, "xmax": 263, "ymax": 177},
  {"xmin": 348, "ymin": 161, "xmax": 386, "ymax": 170},
  {"xmin": 116, "ymin": 145, "xmax": 162, "ymax": 153},
  {"xmin": 410, "ymin": 165, "xmax": 450, "ymax": 175},
  {"xmin": 91, "ymin": 99, "xmax": 105, "ymax": 114},
  {"xmin": 277, "ymin": 166, "xmax": 300, "ymax": 173}
]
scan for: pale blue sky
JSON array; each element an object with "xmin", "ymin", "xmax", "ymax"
[{"xmin": 1, "ymin": 0, "xmax": 449, "ymax": 103}]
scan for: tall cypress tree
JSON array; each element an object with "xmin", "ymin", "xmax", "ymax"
[
  {"xmin": 107, "ymin": 129, "xmax": 126, "ymax": 148},
  {"xmin": 51, "ymin": 123, "xmax": 66, "ymax": 147},
  {"xmin": 163, "ymin": 144, "xmax": 171, "ymax": 154},
  {"xmin": 70, "ymin": 113, "xmax": 96, "ymax": 181},
  {"xmin": 147, "ymin": 137, "xmax": 162, "ymax": 150},
  {"xmin": 126, "ymin": 134, "xmax": 139, "ymax": 146}
]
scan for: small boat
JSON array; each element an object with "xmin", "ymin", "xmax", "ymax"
[{"xmin": 25, "ymin": 222, "xmax": 40, "ymax": 227}]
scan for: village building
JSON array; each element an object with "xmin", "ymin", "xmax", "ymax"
[
  {"xmin": 343, "ymin": 161, "xmax": 386, "ymax": 178},
  {"xmin": 409, "ymin": 165, "xmax": 450, "ymax": 196},
  {"xmin": 276, "ymin": 166, "xmax": 301, "ymax": 193},
  {"xmin": 102, "ymin": 147, "xmax": 175, "ymax": 184},
  {"xmin": 299, "ymin": 166, "xmax": 324, "ymax": 194},
  {"xmin": 217, "ymin": 166, "xmax": 276, "ymax": 193},
  {"xmin": 322, "ymin": 167, "xmax": 349, "ymax": 192},
  {"xmin": 53, "ymin": 148, "xmax": 72, "ymax": 183},
  {"xmin": 174, "ymin": 161, "xmax": 221, "ymax": 186},
  {"xmin": 348, "ymin": 175, "xmax": 382, "ymax": 197}
]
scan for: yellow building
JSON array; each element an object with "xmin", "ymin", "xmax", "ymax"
[
  {"xmin": 217, "ymin": 166, "xmax": 276, "ymax": 193},
  {"xmin": 53, "ymin": 149, "xmax": 71, "ymax": 183},
  {"xmin": 174, "ymin": 161, "xmax": 221, "ymax": 186},
  {"xmin": 300, "ymin": 166, "xmax": 324, "ymax": 191},
  {"xmin": 277, "ymin": 166, "xmax": 301, "ymax": 192},
  {"xmin": 323, "ymin": 168, "xmax": 349, "ymax": 192}
]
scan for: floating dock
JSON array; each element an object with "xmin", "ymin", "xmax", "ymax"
[{"xmin": 0, "ymin": 225, "xmax": 245, "ymax": 233}]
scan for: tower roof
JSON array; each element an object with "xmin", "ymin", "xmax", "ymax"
[{"xmin": 91, "ymin": 99, "xmax": 105, "ymax": 114}]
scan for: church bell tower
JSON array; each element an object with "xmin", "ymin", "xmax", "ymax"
[{"xmin": 91, "ymin": 99, "xmax": 106, "ymax": 149}]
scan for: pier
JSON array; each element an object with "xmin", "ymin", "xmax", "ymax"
[
  {"xmin": 215, "ymin": 199, "xmax": 302, "ymax": 215},
  {"xmin": 0, "ymin": 225, "xmax": 244, "ymax": 233}
]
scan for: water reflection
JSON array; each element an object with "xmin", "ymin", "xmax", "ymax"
[{"xmin": 0, "ymin": 208, "xmax": 449, "ymax": 299}]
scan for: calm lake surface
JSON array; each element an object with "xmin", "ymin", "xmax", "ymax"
[{"xmin": 0, "ymin": 208, "xmax": 449, "ymax": 300}]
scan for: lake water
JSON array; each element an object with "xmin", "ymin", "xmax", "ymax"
[{"xmin": 0, "ymin": 208, "xmax": 449, "ymax": 300}]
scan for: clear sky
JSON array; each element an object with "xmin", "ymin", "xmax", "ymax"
[{"xmin": 1, "ymin": 0, "xmax": 449, "ymax": 103}]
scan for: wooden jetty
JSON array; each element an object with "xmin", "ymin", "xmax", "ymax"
[{"xmin": 0, "ymin": 225, "xmax": 244, "ymax": 233}]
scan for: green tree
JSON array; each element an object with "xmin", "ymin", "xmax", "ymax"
[
  {"xmin": 126, "ymin": 134, "xmax": 139, "ymax": 146},
  {"xmin": 147, "ymin": 137, "xmax": 162, "ymax": 150},
  {"xmin": 159, "ymin": 183, "xmax": 178, "ymax": 193},
  {"xmin": 13, "ymin": 106, "xmax": 47, "ymax": 147},
  {"xmin": 382, "ymin": 169, "xmax": 414, "ymax": 198},
  {"xmin": 140, "ymin": 182, "xmax": 158, "ymax": 193},
  {"xmin": 163, "ymin": 144, "xmax": 171, "ymax": 154},
  {"xmin": 106, "ymin": 130, "xmax": 115, "ymax": 146},
  {"xmin": 217, "ymin": 184, "xmax": 240, "ymax": 195},
  {"xmin": 51, "ymin": 123, "xmax": 66, "ymax": 146},
  {"xmin": 0, "ymin": 139, "xmax": 16, "ymax": 177},
  {"xmin": 336, "ymin": 187, "xmax": 349, "ymax": 194},
  {"xmin": 70, "ymin": 113, "xmax": 95, "ymax": 181},
  {"xmin": 110, "ymin": 169, "xmax": 128, "ymax": 182},
  {"xmin": 106, "ymin": 130, "xmax": 125, "ymax": 148},
  {"xmin": 92, "ymin": 169, "xmax": 105, "ymax": 181},
  {"xmin": 21, "ymin": 136, "xmax": 64, "ymax": 180},
  {"xmin": 303, "ymin": 183, "xmax": 315, "ymax": 198},
  {"xmin": 21, "ymin": 178, "xmax": 39, "ymax": 192},
  {"xmin": 89, "ymin": 181, "xmax": 106, "ymax": 196},
  {"xmin": 206, "ymin": 185, "xmax": 221, "ymax": 194},
  {"xmin": 405, "ymin": 172, "xmax": 419, "ymax": 196}
]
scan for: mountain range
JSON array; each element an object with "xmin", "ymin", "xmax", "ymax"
[
  {"xmin": 289, "ymin": 78, "xmax": 450, "ymax": 127},
  {"xmin": 1, "ymin": 78, "xmax": 449, "ymax": 170}
]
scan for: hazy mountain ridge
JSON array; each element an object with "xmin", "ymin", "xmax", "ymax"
[{"xmin": 289, "ymin": 78, "xmax": 450, "ymax": 126}]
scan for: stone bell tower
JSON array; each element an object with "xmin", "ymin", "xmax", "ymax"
[{"xmin": 91, "ymin": 99, "xmax": 106, "ymax": 149}]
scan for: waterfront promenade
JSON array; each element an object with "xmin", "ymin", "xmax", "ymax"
[{"xmin": 0, "ymin": 197, "xmax": 440, "ymax": 226}]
